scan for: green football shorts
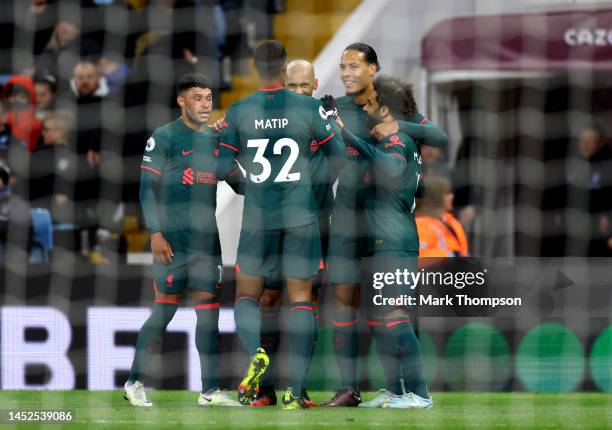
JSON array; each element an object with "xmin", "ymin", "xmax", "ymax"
[
  {"xmin": 153, "ymin": 254, "xmax": 223, "ymax": 294},
  {"xmin": 237, "ymin": 222, "xmax": 322, "ymax": 280}
]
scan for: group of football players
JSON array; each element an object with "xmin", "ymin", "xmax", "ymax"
[{"xmin": 124, "ymin": 39, "xmax": 447, "ymax": 410}]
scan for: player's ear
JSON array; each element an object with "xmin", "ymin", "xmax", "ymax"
[
  {"xmin": 177, "ymin": 94, "xmax": 185, "ymax": 108},
  {"xmin": 380, "ymin": 105, "xmax": 390, "ymax": 118},
  {"xmin": 368, "ymin": 63, "xmax": 377, "ymax": 77},
  {"xmin": 313, "ymin": 78, "xmax": 319, "ymax": 91}
]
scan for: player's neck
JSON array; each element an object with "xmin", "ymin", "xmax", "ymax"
[
  {"xmin": 259, "ymin": 77, "xmax": 285, "ymax": 91},
  {"xmin": 352, "ymin": 84, "xmax": 375, "ymax": 106},
  {"xmin": 181, "ymin": 115, "xmax": 206, "ymax": 132},
  {"xmin": 381, "ymin": 113, "xmax": 396, "ymax": 124}
]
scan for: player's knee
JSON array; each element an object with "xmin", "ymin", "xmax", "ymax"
[
  {"xmin": 192, "ymin": 291, "xmax": 219, "ymax": 303},
  {"xmin": 146, "ymin": 299, "xmax": 180, "ymax": 330},
  {"xmin": 259, "ymin": 288, "xmax": 282, "ymax": 309},
  {"xmin": 333, "ymin": 285, "xmax": 357, "ymax": 308},
  {"xmin": 154, "ymin": 292, "xmax": 183, "ymax": 306},
  {"xmin": 287, "ymin": 287, "xmax": 312, "ymax": 304}
]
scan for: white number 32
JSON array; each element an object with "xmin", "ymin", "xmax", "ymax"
[{"xmin": 247, "ymin": 138, "xmax": 301, "ymax": 183}]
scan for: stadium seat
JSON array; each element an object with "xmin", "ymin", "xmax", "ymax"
[{"xmin": 29, "ymin": 208, "xmax": 54, "ymax": 263}]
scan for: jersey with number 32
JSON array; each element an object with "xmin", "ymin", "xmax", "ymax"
[{"xmin": 219, "ymin": 88, "xmax": 335, "ymax": 230}]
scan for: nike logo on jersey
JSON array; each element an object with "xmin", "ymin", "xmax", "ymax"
[{"xmin": 182, "ymin": 149, "xmax": 193, "ymax": 156}]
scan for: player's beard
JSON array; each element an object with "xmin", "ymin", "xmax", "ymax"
[
  {"xmin": 366, "ymin": 112, "xmax": 384, "ymax": 130},
  {"xmin": 185, "ymin": 105, "xmax": 207, "ymax": 127}
]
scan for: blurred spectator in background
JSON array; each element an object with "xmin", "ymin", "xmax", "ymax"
[
  {"xmin": 35, "ymin": 18, "xmax": 101, "ymax": 80},
  {"xmin": 98, "ymin": 52, "xmax": 131, "ymax": 95},
  {"xmin": 131, "ymin": 0, "xmax": 222, "ymax": 108},
  {"xmin": 36, "ymin": 19, "xmax": 79, "ymax": 77},
  {"xmin": 29, "ymin": 0, "xmax": 57, "ymax": 60},
  {"xmin": 0, "ymin": 100, "xmax": 29, "ymax": 200},
  {"xmin": 70, "ymin": 59, "xmax": 109, "ymax": 100},
  {"xmin": 0, "ymin": 99, "xmax": 27, "ymax": 160},
  {"xmin": 0, "ymin": 159, "xmax": 32, "ymax": 263},
  {"xmin": 51, "ymin": 59, "xmax": 107, "ymax": 255},
  {"xmin": 34, "ymin": 74, "xmax": 58, "ymax": 119},
  {"xmin": 564, "ymin": 124, "xmax": 612, "ymax": 256},
  {"xmin": 67, "ymin": 59, "xmax": 105, "ymax": 167},
  {"xmin": 29, "ymin": 110, "xmax": 75, "ymax": 214},
  {"xmin": 1, "ymin": 75, "xmax": 43, "ymax": 152},
  {"xmin": 416, "ymin": 175, "xmax": 469, "ymax": 257}
]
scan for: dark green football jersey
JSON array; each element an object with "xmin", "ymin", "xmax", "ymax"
[
  {"xmin": 218, "ymin": 88, "xmax": 340, "ymax": 230},
  {"xmin": 140, "ymin": 118, "xmax": 221, "ymax": 259},
  {"xmin": 309, "ymin": 145, "xmax": 332, "ymax": 217},
  {"xmin": 309, "ymin": 118, "xmax": 344, "ymax": 217},
  {"xmin": 334, "ymin": 96, "xmax": 372, "ymax": 210},
  {"xmin": 334, "ymin": 98, "xmax": 447, "ymax": 206},
  {"xmin": 400, "ymin": 112, "xmax": 448, "ymax": 148},
  {"xmin": 342, "ymin": 128, "xmax": 423, "ymax": 253}
]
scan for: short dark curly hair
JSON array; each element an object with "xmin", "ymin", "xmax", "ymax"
[
  {"xmin": 176, "ymin": 73, "xmax": 211, "ymax": 95},
  {"xmin": 373, "ymin": 75, "xmax": 417, "ymax": 120}
]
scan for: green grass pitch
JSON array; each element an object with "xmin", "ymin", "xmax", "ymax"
[{"xmin": 0, "ymin": 391, "xmax": 610, "ymax": 429}]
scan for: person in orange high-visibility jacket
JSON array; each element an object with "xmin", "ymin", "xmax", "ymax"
[{"xmin": 416, "ymin": 175, "xmax": 469, "ymax": 257}]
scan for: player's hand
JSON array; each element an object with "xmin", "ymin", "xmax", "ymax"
[
  {"xmin": 209, "ymin": 117, "xmax": 227, "ymax": 133},
  {"xmin": 371, "ymin": 121, "xmax": 399, "ymax": 140},
  {"xmin": 322, "ymin": 95, "xmax": 339, "ymax": 120},
  {"xmin": 151, "ymin": 232, "xmax": 174, "ymax": 264}
]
